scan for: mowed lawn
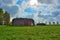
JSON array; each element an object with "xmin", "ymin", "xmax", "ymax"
[{"xmin": 0, "ymin": 25, "xmax": 60, "ymax": 40}]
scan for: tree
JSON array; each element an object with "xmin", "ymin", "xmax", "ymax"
[
  {"xmin": 4, "ymin": 11, "xmax": 10, "ymax": 25},
  {"xmin": 53, "ymin": 22, "xmax": 55, "ymax": 24},
  {"xmin": 57, "ymin": 21, "xmax": 59, "ymax": 24},
  {"xmin": 49, "ymin": 22, "xmax": 51, "ymax": 25},
  {"xmin": 37, "ymin": 23, "xmax": 46, "ymax": 26},
  {"xmin": 0, "ymin": 8, "xmax": 3, "ymax": 25}
]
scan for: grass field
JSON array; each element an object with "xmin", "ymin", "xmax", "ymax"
[{"xmin": 0, "ymin": 25, "xmax": 60, "ymax": 40}]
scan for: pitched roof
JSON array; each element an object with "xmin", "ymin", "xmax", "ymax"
[{"xmin": 13, "ymin": 18, "xmax": 34, "ymax": 21}]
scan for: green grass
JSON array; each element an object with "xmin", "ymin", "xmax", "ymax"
[{"xmin": 0, "ymin": 25, "xmax": 60, "ymax": 40}]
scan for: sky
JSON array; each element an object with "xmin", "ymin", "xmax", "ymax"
[{"xmin": 0, "ymin": 0, "xmax": 60, "ymax": 24}]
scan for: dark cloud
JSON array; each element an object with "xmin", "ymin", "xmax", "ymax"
[
  {"xmin": 52, "ymin": 11, "xmax": 60, "ymax": 17},
  {"xmin": 37, "ymin": 0, "xmax": 53, "ymax": 4},
  {"xmin": 58, "ymin": 0, "xmax": 60, "ymax": 4},
  {"xmin": 55, "ymin": 5, "xmax": 60, "ymax": 9},
  {"xmin": 2, "ymin": 0, "xmax": 13, "ymax": 4},
  {"xmin": 2, "ymin": 5, "xmax": 19, "ymax": 17}
]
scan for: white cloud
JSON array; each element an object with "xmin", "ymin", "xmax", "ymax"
[
  {"xmin": 29, "ymin": 0, "xmax": 60, "ymax": 24},
  {"xmin": 0, "ymin": 0, "xmax": 19, "ymax": 21},
  {"xmin": 1, "ymin": 0, "xmax": 18, "ymax": 6},
  {"xmin": 29, "ymin": 0, "xmax": 38, "ymax": 5},
  {"xmin": 37, "ymin": 0, "xmax": 58, "ymax": 5},
  {"xmin": 16, "ymin": 1, "xmax": 37, "ymax": 18},
  {"xmin": 0, "ymin": 0, "xmax": 60, "ymax": 24}
]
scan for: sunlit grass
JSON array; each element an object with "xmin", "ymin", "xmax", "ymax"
[{"xmin": 0, "ymin": 25, "xmax": 60, "ymax": 40}]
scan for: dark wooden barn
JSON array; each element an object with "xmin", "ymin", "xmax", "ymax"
[{"xmin": 12, "ymin": 18, "xmax": 35, "ymax": 26}]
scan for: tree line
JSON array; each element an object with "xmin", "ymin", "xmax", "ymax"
[{"xmin": 0, "ymin": 8, "xmax": 10, "ymax": 25}]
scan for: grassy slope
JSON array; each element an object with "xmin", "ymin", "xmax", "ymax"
[{"xmin": 0, "ymin": 25, "xmax": 60, "ymax": 40}]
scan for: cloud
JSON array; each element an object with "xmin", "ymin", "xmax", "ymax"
[
  {"xmin": 0, "ymin": 0, "xmax": 60, "ymax": 24},
  {"xmin": 0, "ymin": 0, "xmax": 33, "ymax": 21},
  {"xmin": 2, "ymin": 5, "xmax": 19, "ymax": 17},
  {"xmin": 57, "ymin": 0, "xmax": 60, "ymax": 4},
  {"xmin": 16, "ymin": 2, "xmax": 37, "ymax": 19},
  {"xmin": 55, "ymin": 5, "xmax": 60, "ymax": 10},
  {"xmin": 29, "ymin": 0, "xmax": 38, "ymax": 5},
  {"xmin": 2, "ymin": 0, "xmax": 18, "ymax": 6},
  {"xmin": 0, "ymin": 0, "xmax": 19, "ymax": 21},
  {"xmin": 31, "ymin": 0, "xmax": 60, "ymax": 24},
  {"xmin": 37, "ymin": 0, "xmax": 57, "ymax": 4},
  {"xmin": 52, "ymin": 11, "xmax": 60, "ymax": 17}
]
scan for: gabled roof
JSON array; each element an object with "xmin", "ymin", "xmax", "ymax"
[{"xmin": 13, "ymin": 18, "xmax": 33, "ymax": 20}]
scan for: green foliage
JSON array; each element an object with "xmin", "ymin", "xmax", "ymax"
[
  {"xmin": 4, "ymin": 11, "xmax": 10, "ymax": 25},
  {"xmin": 0, "ymin": 8, "xmax": 3, "ymax": 21},
  {"xmin": 0, "ymin": 8, "xmax": 3, "ymax": 25},
  {"xmin": 0, "ymin": 8, "xmax": 10, "ymax": 25},
  {"xmin": 0, "ymin": 25, "xmax": 60, "ymax": 40}
]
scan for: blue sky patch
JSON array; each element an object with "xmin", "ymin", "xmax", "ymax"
[
  {"xmin": 16, "ymin": 0, "xmax": 29, "ymax": 5},
  {"xmin": 24, "ymin": 8, "xmax": 36, "ymax": 14},
  {"xmin": 16, "ymin": 0, "xmax": 23, "ymax": 5}
]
